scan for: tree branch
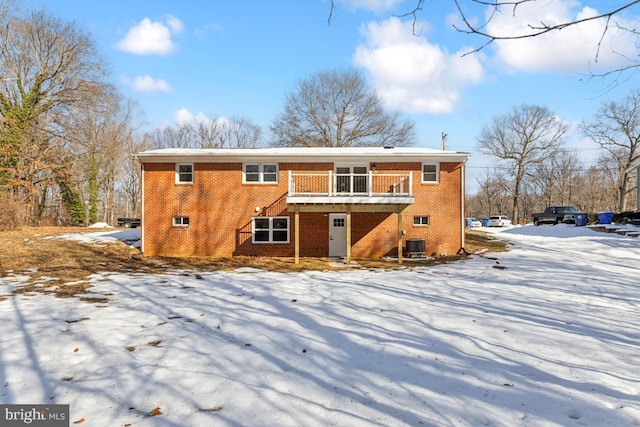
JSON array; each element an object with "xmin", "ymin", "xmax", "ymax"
[{"xmin": 454, "ymin": 0, "xmax": 640, "ymax": 44}]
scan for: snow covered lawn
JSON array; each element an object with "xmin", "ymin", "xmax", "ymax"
[{"xmin": 0, "ymin": 224, "xmax": 639, "ymax": 426}]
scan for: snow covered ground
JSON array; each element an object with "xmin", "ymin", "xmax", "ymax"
[{"xmin": 1, "ymin": 224, "xmax": 639, "ymax": 426}]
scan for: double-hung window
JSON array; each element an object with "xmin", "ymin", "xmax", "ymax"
[
  {"xmin": 421, "ymin": 163, "xmax": 439, "ymax": 183},
  {"xmin": 244, "ymin": 163, "xmax": 278, "ymax": 183},
  {"xmin": 252, "ymin": 217, "xmax": 289, "ymax": 243},
  {"xmin": 176, "ymin": 163, "xmax": 194, "ymax": 184},
  {"xmin": 413, "ymin": 216, "xmax": 430, "ymax": 226},
  {"xmin": 172, "ymin": 216, "xmax": 189, "ymax": 227}
]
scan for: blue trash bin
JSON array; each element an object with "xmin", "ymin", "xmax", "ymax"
[
  {"xmin": 575, "ymin": 213, "xmax": 588, "ymax": 227},
  {"xmin": 465, "ymin": 218, "xmax": 472, "ymax": 227},
  {"xmin": 597, "ymin": 212, "xmax": 614, "ymax": 224}
]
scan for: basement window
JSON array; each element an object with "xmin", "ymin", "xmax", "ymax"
[
  {"xmin": 413, "ymin": 216, "xmax": 430, "ymax": 226},
  {"xmin": 172, "ymin": 216, "xmax": 190, "ymax": 227},
  {"xmin": 252, "ymin": 217, "xmax": 289, "ymax": 243}
]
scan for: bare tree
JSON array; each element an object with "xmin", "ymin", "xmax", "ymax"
[
  {"xmin": 576, "ymin": 164, "xmax": 619, "ymax": 213},
  {"xmin": 530, "ymin": 150, "xmax": 582, "ymax": 207},
  {"xmin": 478, "ymin": 104, "xmax": 570, "ymax": 222},
  {"xmin": 468, "ymin": 171, "xmax": 510, "ymax": 218},
  {"xmin": 61, "ymin": 83, "xmax": 133, "ymax": 225},
  {"xmin": 554, "ymin": 152, "xmax": 583, "ymax": 206},
  {"xmin": 270, "ymin": 69, "xmax": 415, "ymax": 147},
  {"xmin": 145, "ymin": 125, "xmax": 192, "ymax": 149},
  {"xmin": 119, "ymin": 134, "xmax": 147, "ymax": 219},
  {"xmin": 145, "ymin": 115, "xmax": 262, "ymax": 149},
  {"xmin": 185, "ymin": 116, "xmax": 263, "ymax": 148},
  {"xmin": 222, "ymin": 116, "xmax": 263, "ymax": 148},
  {"xmin": 580, "ymin": 89, "xmax": 640, "ymax": 211}
]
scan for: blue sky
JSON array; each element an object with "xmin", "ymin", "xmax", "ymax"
[{"xmin": 23, "ymin": 0, "xmax": 640, "ymax": 191}]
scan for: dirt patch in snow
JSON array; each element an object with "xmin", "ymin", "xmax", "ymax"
[{"xmin": 0, "ymin": 227, "xmax": 506, "ymax": 300}]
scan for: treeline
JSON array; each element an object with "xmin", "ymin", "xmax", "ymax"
[
  {"xmin": 0, "ymin": 7, "xmax": 264, "ymax": 229},
  {"xmin": 1, "ymin": 5, "xmax": 638, "ymax": 230},
  {"xmin": 0, "ymin": 6, "xmax": 139, "ymax": 229},
  {"xmin": 467, "ymin": 159, "xmax": 638, "ymax": 223},
  {"xmin": 466, "ymin": 98, "xmax": 640, "ymax": 223}
]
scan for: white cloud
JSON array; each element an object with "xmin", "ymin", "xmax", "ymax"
[
  {"xmin": 165, "ymin": 14, "xmax": 184, "ymax": 34},
  {"xmin": 337, "ymin": 0, "xmax": 403, "ymax": 13},
  {"xmin": 353, "ymin": 17, "xmax": 485, "ymax": 114},
  {"xmin": 486, "ymin": 0, "xmax": 639, "ymax": 72},
  {"xmin": 174, "ymin": 108, "xmax": 219, "ymax": 126},
  {"xmin": 195, "ymin": 22, "xmax": 225, "ymax": 39},
  {"xmin": 131, "ymin": 75, "xmax": 172, "ymax": 93},
  {"xmin": 175, "ymin": 108, "xmax": 196, "ymax": 125},
  {"xmin": 117, "ymin": 16, "xmax": 183, "ymax": 55}
]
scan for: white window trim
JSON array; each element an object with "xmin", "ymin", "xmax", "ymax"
[
  {"xmin": 176, "ymin": 163, "xmax": 194, "ymax": 184},
  {"xmin": 172, "ymin": 216, "xmax": 189, "ymax": 227},
  {"xmin": 243, "ymin": 163, "xmax": 279, "ymax": 184},
  {"xmin": 421, "ymin": 162, "xmax": 440, "ymax": 184},
  {"xmin": 252, "ymin": 216, "xmax": 290, "ymax": 244},
  {"xmin": 413, "ymin": 215, "xmax": 430, "ymax": 226}
]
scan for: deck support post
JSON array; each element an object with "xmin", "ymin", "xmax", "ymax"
[
  {"xmin": 346, "ymin": 206, "xmax": 352, "ymax": 264},
  {"xmin": 294, "ymin": 206, "xmax": 300, "ymax": 264},
  {"xmin": 398, "ymin": 209, "xmax": 403, "ymax": 265}
]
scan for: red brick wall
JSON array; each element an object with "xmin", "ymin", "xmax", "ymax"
[
  {"xmin": 142, "ymin": 160, "xmax": 464, "ymax": 258},
  {"xmin": 349, "ymin": 162, "xmax": 464, "ymax": 258},
  {"xmin": 403, "ymin": 162, "xmax": 464, "ymax": 257}
]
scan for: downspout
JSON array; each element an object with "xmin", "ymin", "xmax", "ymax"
[
  {"xmin": 460, "ymin": 162, "xmax": 466, "ymax": 251},
  {"xmin": 140, "ymin": 161, "xmax": 145, "ymax": 254}
]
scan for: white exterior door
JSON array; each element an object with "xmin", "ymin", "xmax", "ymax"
[{"xmin": 328, "ymin": 213, "xmax": 347, "ymax": 257}]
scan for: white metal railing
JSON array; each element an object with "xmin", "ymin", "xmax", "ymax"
[{"xmin": 287, "ymin": 171, "xmax": 412, "ymax": 197}]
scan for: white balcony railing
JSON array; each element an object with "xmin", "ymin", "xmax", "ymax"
[{"xmin": 287, "ymin": 171, "xmax": 412, "ymax": 198}]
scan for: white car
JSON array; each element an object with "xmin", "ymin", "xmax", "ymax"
[
  {"xmin": 489, "ymin": 215, "xmax": 512, "ymax": 227},
  {"xmin": 466, "ymin": 218, "xmax": 482, "ymax": 227}
]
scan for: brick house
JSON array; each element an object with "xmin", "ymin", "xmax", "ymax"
[{"xmin": 136, "ymin": 146, "xmax": 469, "ymax": 264}]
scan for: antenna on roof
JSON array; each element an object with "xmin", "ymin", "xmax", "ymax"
[{"xmin": 441, "ymin": 132, "xmax": 448, "ymax": 150}]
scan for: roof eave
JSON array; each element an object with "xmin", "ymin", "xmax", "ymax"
[{"xmin": 135, "ymin": 149, "xmax": 470, "ymax": 164}]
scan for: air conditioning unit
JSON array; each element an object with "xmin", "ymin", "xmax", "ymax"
[{"xmin": 406, "ymin": 238, "xmax": 425, "ymax": 258}]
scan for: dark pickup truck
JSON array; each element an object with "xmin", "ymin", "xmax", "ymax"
[
  {"xmin": 532, "ymin": 206, "xmax": 583, "ymax": 226},
  {"xmin": 117, "ymin": 217, "xmax": 141, "ymax": 228}
]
